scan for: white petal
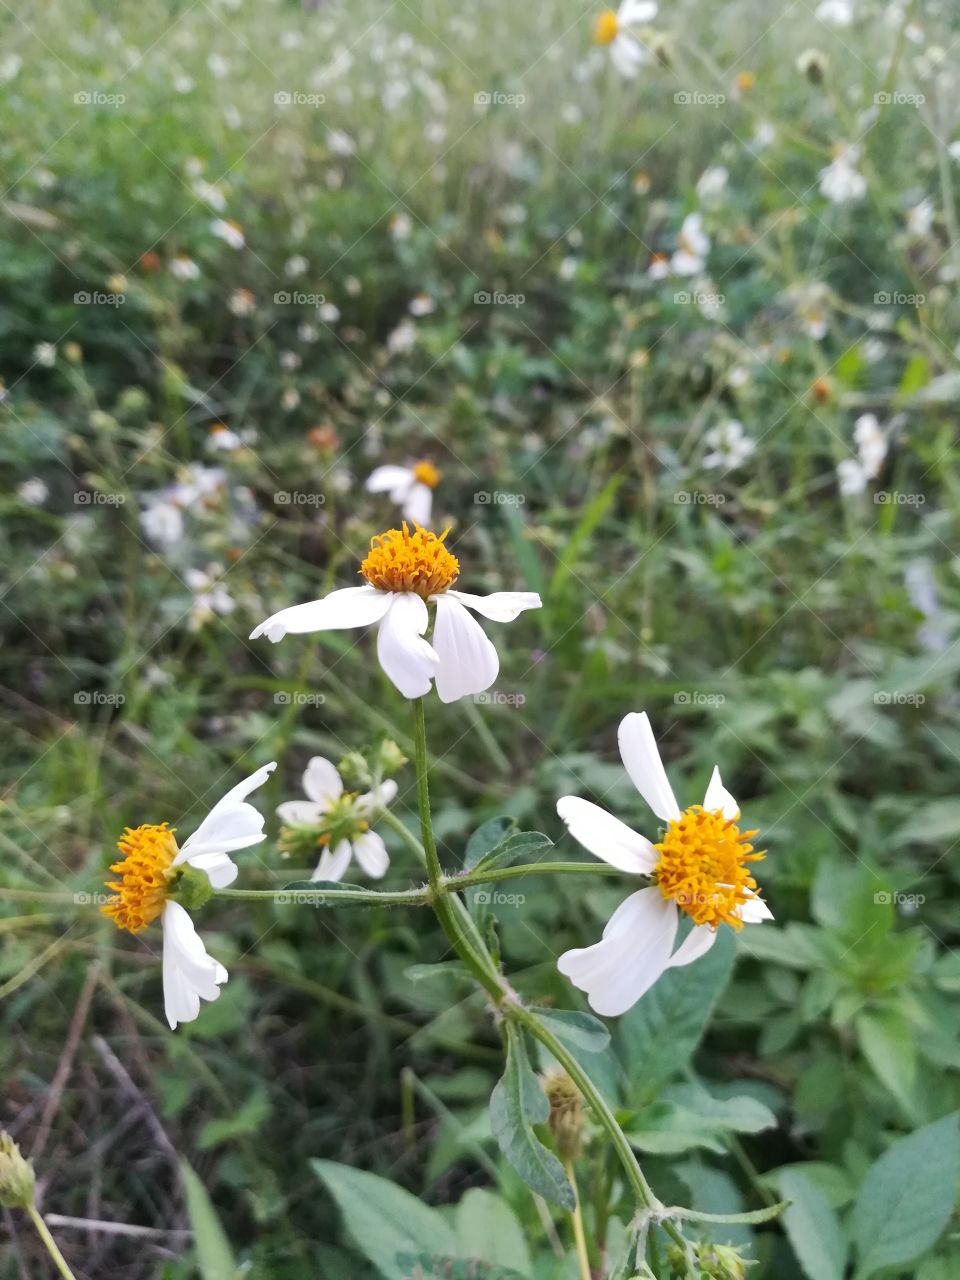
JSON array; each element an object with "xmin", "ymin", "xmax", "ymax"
[
  {"xmin": 250, "ymin": 585, "xmax": 390, "ymax": 642},
  {"xmin": 366, "ymin": 465, "xmax": 414, "ymax": 494},
  {"xmin": 162, "ymin": 901, "xmax": 227, "ymax": 1030},
  {"xmin": 302, "ymin": 756, "xmax": 343, "ymax": 806},
  {"xmin": 177, "ymin": 762, "xmax": 276, "ymax": 864},
  {"xmin": 619, "ymin": 0, "xmax": 657, "ymax": 23},
  {"xmin": 376, "ymin": 593, "xmax": 439, "ymax": 698},
  {"xmin": 665, "ymin": 923, "xmax": 718, "ymax": 969},
  {"xmin": 356, "ymin": 778, "xmax": 398, "ymax": 814},
  {"xmin": 556, "ymin": 796, "xmax": 657, "ymax": 875},
  {"xmin": 275, "ymin": 800, "xmax": 325, "ymax": 826},
  {"xmin": 702, "ymin": 766, "xmax": 739, "ymax": 820},
  {"xmin": 312, "ymin": 839, "xmax": 353, "ymax": 882},
  {"xmin": 352, "ymin": 831, "xmax": 390, "ymax": 878},
  {"xmin": 557, "ymin": 889, "xmax": 678, "ymax": 1016},
  {"xmin": 176, "ymin": 851, "xmax": 238, "ymax": 889},
  {"xmin": 402, "ymin": 483, "xmax": 433, "ymax": 528},
  {"xmin": 609, "ymin": 33, "xmax": 648, "ymax": 78},
  {"xmin": 444, "ymin": 589, "xmax": 542, "ymax": 623},
  {"xmin": 739, "ymin": 893, "xmax": 773, "ymax": 923},
  {"xmin": 618, "ymin": 713, "xmax": 681, "ymax": 823},
  {"xmin": 432, "ymin": 595, "xmax": 499, "ymax": 704}
]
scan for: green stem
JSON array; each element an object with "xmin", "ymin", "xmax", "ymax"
[
  {"xmin": 506, "ymin": 1002, "xmax": 660, "ymax": 1216},
  {"xmin": 27, "ymin": 1205, "xmax": 78, "ymax": 1280},
  {"xmin": 412, "ymin": 698, "xmax": 504, "ymax": 999},
  {"xmin": 455, "ymin": 862, "xmax": 624, "ymax": 889},
  {"xmin": 214, "ymin": 885, "xmax": 430, "ymax": 906}
]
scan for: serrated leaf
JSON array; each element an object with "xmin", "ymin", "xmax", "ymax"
[
  {"xmin": 489, "ymin": 1024, "xmax": 575, "ymax": 1210},
  {"xmin": 180, "ymin": 1162, "xmax": 240, "ymax": 1280},
  {"xmin": 465, "ymin": 817, "xmax": 516, "ymax": 870},
  {"xmin": 851, "ymin": 1114, "xmax": 960, "ymax": 1279},
  {"xmin": 778, "ymin": 1168, "xmax": 847, "ymax": 1280},
  {"xmin": 312, "ymin": 1159, "xmax": 456, "ymax": 1277},
  {"xmin": 472, "ymin": 831, "xmax": 553, "ymax": 874},
  {"xmin": 531, "ymin": 1007, "xmax": 610, "ymax": 1054}
]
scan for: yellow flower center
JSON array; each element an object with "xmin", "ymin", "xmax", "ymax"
[
  {"xmin": 413, "ymin": 459, "xmax": 440, "ymax": 488},
  {"xmin": 653, "ymin": 806, "xmax": 764, "ymax": 929},
  {"xmin": 360, "ymin": 523, "xmax": 459, "ymax": 598},
  {"xmin": 595, "ymin": 8, "xmax": 619, "ymax": 43},
  {"xmin": 102, "ymin": 823, "xmax": 178, "ymax": 933}
]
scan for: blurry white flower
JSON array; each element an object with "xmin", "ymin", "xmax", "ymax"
[
  {"xmin": 210, "ymin": 218, "xmax": 245, "ymax": 249},
  {"xmin": 252, "ymin": 525, "xmax": 541, "ymax": 703},
  {"xmin": 207, "ymin": 53, "xmax": 230, "ymax": 78},
  {"xmin": 366, "ymin": 460, "xmax": 440, "ymax": 527},
  {"xmin": 141, "ymin": 497, "xmax": 185, "ymax": 547},
  {"xmin": 327, "ymin": 129, "xmax": 355, "ymax": 155},
  {"xmin": 788, "ymin": 281, "xmax": 831, "ymax": 339},
  {"xmin": 228, "ymin": 288, "xmax": 255, "ymax": 316},
  {"xmin": 750, "ymin": 121, "xmax": 776, "ymax": 151},
  {"xmin": 556, "ymin": 712, "xmax": 771, "ymax": 1015},
  {"xmin": 819, "ymin": 145, "xmax": 866, "ymax": 203},
  {"xmin": 170, "ymin": 253, "xmax": 200, "ymax": 280},
  {"xmin": 318, "ymin": 302, "xmax": 341, "ymax": 323},
  {"xmin": 102, "ymin": 763, "xmax": 276, "ymax": 1028},
  {"xmin": 280, "ymin": 351, "xmax": 301, "ymax": 371},
  {"xmin": 206, "ymin": 424, "xmax": 243, "ymax": 452},
  {"xmin": 285, "ymin": 255, "xmax": 309, "ymax": 277},
  {"xmin": 703, "ymin": 419, "xmax": 756, "ymax": 469},
  {"xmin": 387, "ymin": 318, "xmax": 417, "ymax": 355},
  {"xmin": 174, "ymin": 74, "xmax": 194, "ymax": 94},
  {"xmin": 192, "ymin": 179, "xmax": 227, "ymax": 211},
  {"xmin": 18, "ymin": 478, "xmax": 48, "ymax": 506},
  {"xmin": 298, "ymin": 322, "xmax": 319, "ymax": 343},
  {"xmin": 837, "ymin": 458, "xmax": 868, "ymax": 496},
  {"xmin": 906, "ymin": 197, "xmax": 934, "ymax": 238},
  {"xmin": 594, "ymin": 1, "xmax": 658, "ymax": 79},
  {"xmin": 186, "ymin": 565, "xmax": 235, "ymax": 629},
  {"xmin": 696, "ymin": 166, "xmax": 728, "ymax": 202},
  {"xmin": 408, "ymin": 293, "xmax": 435, "ymax": 317},
  {"xmin": 33, "ymin": 342, "xmax": 57, "ymax": 368},
  {"xmin": 671, "ymin": 213, "xmax": 710, "ymax": 275},
  {"xmin": 816, "ymin": 0, "xmax": 853, "ymax": 25},
  {"xmin": 276, "ymin": 757, "xmax": 397, "ymax": 881},
  {"xmin": 282, "ymin": 388, "xmax": 300, "ymax": 411},
  {"xmin": 390, "ymin": 212, "xmax": 413, "ymax": 240},
  {"xmin": 648, "ymin": 253, "xmax": 670, "ymax": 280},
  {"xmin": 0, "ymin": 53, "xmax": 22, "ymax": 82},
  {"xmin": 837, "ymin": 413, "xmax": 887, "ymax": 495}
]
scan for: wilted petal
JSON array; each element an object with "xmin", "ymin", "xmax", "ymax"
[{"xmin": 250, "ymin": 586, "xmax": 390, "ymax": 642}]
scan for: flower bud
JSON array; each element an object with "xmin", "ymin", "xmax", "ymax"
[
  {"xmin": 797, "ymin": 48, "xmax": 829, "ymax": 83},
  {"xmin": 373, "ymin": 738, "xmax": 407, "ymax": 777},
  {"xmin": 337, "ymin": 751, "xmax": 372, "ymax": 789},
  {"xmin": 0, "ymin": 1132, "xmax": 35, "ymax": 1209},
  {"xmin": 541, "ymin": 1068, "xmax": 585, "ymax": 1162},
  {"xmin": 173, "ymin": 865, "xmax": 215, "ymax": 911}
]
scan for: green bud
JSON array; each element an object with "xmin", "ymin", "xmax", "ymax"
[
  {"xmin": 173, "ymin": 865, "xmax": 215, "ymax": 912},
  {"xmin": 694, "ymin": 1240, "xmax": 751, "ymax": 1279},
  {"xmin": 0, "ymin": 1132, "xmax": 35, "ymax": 1209},
  {"xmin": 373, "ymin": 738, "xmax": 407, "ymax": 777},
  {"xmin": 337, "ymin": 751, "xmax": 372, "ymax": 789},
  {"xmin": 540, "ymin": 1068, "xmax": 585, "ymax": 1162}
]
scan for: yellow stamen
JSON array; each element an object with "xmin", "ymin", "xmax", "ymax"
[
  {"xmin": 102, "ymin": 823, "xmax": 179, "ymax": 933},
  {"xmin": 360, "ymin": 523, "xmax": 459, "ymax": 598},
  {"xmin": 654, "ymin": 806, "xmax": 764, "ymax": 930},
  {"xmin": 595, "ymin": 8, "xmax": 619, "ymax": 44},
  {"xmin": 412, "ymin": 460, "xmax": 440, "ymax": 488}
]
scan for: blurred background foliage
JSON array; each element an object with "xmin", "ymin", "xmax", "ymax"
[{"xmin": 1, "ymin": 0, "xmax": 959, "ymax": 1274}]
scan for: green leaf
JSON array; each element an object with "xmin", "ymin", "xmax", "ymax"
[
  {"xmin": 615, "ymin": 929, "xmax": 735, "ymax": 1099},
  {"xmin": 397, "ymin": 1256, "xmax": 529, "ymax": 1279},
  {"xmin": 312, "ymin": 1159, "xmax": 457, "ymax": 1277},
  {"xmin": 198, "ymin": 1086, "xmax": 271, "ymax": 1149},
  {"xmin": 472, "ymin": 830, "xmax": 553, "ymax": 874},
  {"xmin": 454, "ymin": 1187, "xmax": 532, "ymax": 1274},
  {"xmin": 855, "ymin": 1010, "xmax": 918, "ymax": 1117},
  {"xmin": 626, "ymin": 1088, "xmax": 776, "ymax": 1156},
  {"xmin": 530, "ymin": 1008, "xmax": 610, "ymax": 1054},
  {"xmin": 180, "ymin": 1161, "xmax": 240, "ymax": 1280},
  {"xmin": 851, "ymin": 1114, "xmax": 960, "ymax": 1279},
  {"xmin": 464, "ymin": 817, "xmax": 516, "ymax": 870},
  {"xmin": 489, "ymin": 1023, "xmax": 575, "ymax": 1210},
  {"xmin": 778, "ymin": 1168, "xmax": 847, "ymax": 1280}
]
